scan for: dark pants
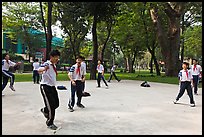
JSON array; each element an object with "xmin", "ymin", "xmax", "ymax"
[
  {"xmin": 68, "ymin": 80, "xmax": 83, "ymax": 107},
  {"xmin": 40, "ymin": 84, "xmax": 59, "ymax": 126},
  {"xmin": 33, "ymin": 70, "xmax": 40, "ymax": 83},
  {"xmin": 192, "ymin": 75, "xmax": 199, "ymax": 94},
  {"xmin": 97, "ymin": 73, "xmax": 108, "ymax": 87},
  {"xmin": 2, "ymin": 70, "xmax": 15, "ymax": 91},
  {"xmin": 108, "ymin": 71, "xmax": 119, "ymax": 82},
  {"xmin": 82, "ymin": 81, "xmax": 85, "ymax": 91},
  {"xmin": 176, "ymin": 81, "xmax": 195, "ymax": 104}
]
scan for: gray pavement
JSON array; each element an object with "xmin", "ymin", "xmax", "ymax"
[{"xmin": 2, "ymin": 80, "xmax": 202, "ymax": 135}]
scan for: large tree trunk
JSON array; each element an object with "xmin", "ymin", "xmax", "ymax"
[
  {"xmin": 90, "ymin": 14, "xmax": 98, "ymax": 80},
  {"xmin": 101, "ymin": 23, "xmax": 112, "ymax": 63},
  {"xmin": 46, "ymin": 2, "xmax": 53, "ymax": 60},
  {"xmin": 150, "ymin": 2, "xmax": 185, "ymax": 76},
  {"xmin": 180, "ymin": 14, "xmax": 185, "ymax": 66},
  {"xmin": 40, "ymin": 2, "xmax": 48, "ymax": 61}
]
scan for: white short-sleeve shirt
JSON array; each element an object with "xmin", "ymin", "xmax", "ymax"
[
  {"xmin": 68, "ymin": 64, "xmax": 86, "ymax": 81},
  {"xmin": 178, "ymin": 69, "xmax": 193, "ymax": 82},
  {"xmin": 2, "ymin": 59, "xmax": 16, "ymax": 71},
  {"xmin": 97, "ymin": 64, "xmax": 104, "ymax": 73},
  {"xmin": 39, "ymin": 60, "xmax": 57, "ymax": 86},
  {"xmin": 190, "ymin": 64, "xmax": 202, "ymax": 76},
  {"xmin": 33, "ymin": 62, "xmax": 40, "ymax": 71}
]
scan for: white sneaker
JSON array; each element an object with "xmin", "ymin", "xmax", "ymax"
[
  {"xmin": 2, "ymin": 93, "xmax": 5, "ymax": 96},
  {"xmin": 9, "ymin": 86, "xmax": 16, "ymax": 92},
  {"xmin": 190, "ymin": 103, "xmax": 195, "ymax": 107},
  {"xmin": 173, "ymin": 100, "xmax": 178, "ymax": 104},
  {"xmin": 105, "ymin": 86, "xmax": 109, "ymax": 89}
]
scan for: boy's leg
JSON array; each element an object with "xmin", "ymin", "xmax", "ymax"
[
  {"xmin": 193, "ymin": 75, "xmax": 199, "ymax": 94},
  {"xmin": 175, "ymin": 82, "xmax": 186, "ymax": 101},
  {"xmin": 40, "ymin": 85, "xmax": 57, "ymax": 126},
  {"xmin": 97, "ymin": 73, "xmax": 101, "ymax": 87},
  {"xmin": 33, "ymin": 71, "xmax": 36, "ymax": 83},
  {"xmin": 186, "ymin": 82, "xmax": 195, "ymax": 104},
  {"xmin": 113, "ymin": 72, "xmax": 119, "ymax": 81},
  {"xmin": 108, "ymin": 72, "xmax": 112, "ymax": 82},
  {"xmin": 76, "ymin": 81, "xmax": 83, "ymax": 106},
  {"xmin": 36, "ymin": 71, "xmax": 40, "ymax": 84},
  {"xmin": 101, "ymin": 75, "xmax": 108, "ymax": 86},
  {"xmin": 2, "ymin": 73, "xmax": 9, "ymax": 91},
  {"xmin": 69, "ymin": 83, "xmax": 76, "ymax": 107}
]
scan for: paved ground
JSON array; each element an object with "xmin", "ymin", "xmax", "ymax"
[{"xmin": 2, "ymin": 80, "xmax": 202, "ymax": 135}]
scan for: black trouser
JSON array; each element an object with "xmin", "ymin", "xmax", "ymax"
[
  {"xmin": 2, "ymin": 70, "xmax": 15, "ymax": 91},
  {"xmin": 82, "ymin": 81, "xmax": 85, "ymax": 91},
  {"xmin": 68, "ymin": 80, "xmax": 83, "ymax": 107},
  {"xmin": 108, "ymin": 71, "xmax": 119, "ymax": 81},
  {"xmin": 176, "ymin": 81, "xmax": 195, "ymax": 104},
  {"xmin": 40, "ymin": 84, "xmax": 59, "ymax": 126},
  {"xmin": 33, "ymin": 70, "xmax": 40, "ymax": 83},
  {"xmin": 97, "ymin": 73, "xmax": 108, "ymax": 87},
  {"xmin": 192, "ymin": 75, "xmax": 199, "ymax": 94}
]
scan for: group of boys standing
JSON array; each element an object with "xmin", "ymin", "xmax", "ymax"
[{"xmin": 2, "ymin": 50, "xmax": 202, "ymax": 130}]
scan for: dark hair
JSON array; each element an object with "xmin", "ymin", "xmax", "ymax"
[
  {"xmin": 182, "ymin": 62, "xmax": 189, "ymax": 66},
  {"xmin": 76, "ymin": 55, "xmax": 83, "ymax": 60},
  {"xmin": 35, "ymin": 58, "xmax": 39, "ymax": 62},
  {"xmin": 3, "ymin": 53, "xmax": 9, "ymax": 58},
  {"xmin": 50, "ymin": 50, "xmax": 60, "ymax": 57},
  {"xmin": 192, "ymin": 59, "xmax": 198, "ymax": 62},
  {"xmin": 115, "ymin": 63, "xmax": 118, "ymax": 66}
]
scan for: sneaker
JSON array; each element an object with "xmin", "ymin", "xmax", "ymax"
[
  {"xmin": 2, "ymin": 93, "xmax": 5, "ymax": 96},
  {"xmin": 47, "ymin": 124, "xmax": 58, "ymax": 130},
  {"xmin": 105, "ymin": 86, "xmax": 109, "ymax": 89},
  {"xmin": 190, "ymin": 103, "xmax": 195, "ymax": 107},
  {"xmin": 107, "ymin": 81, "xmax": 110, "ymax": 83},
  {"xmin": 77, "ymin": 103, "xmax": 85, "ymax": 108},
  {"xmin": 173, "ymin": 100, "xmax": 178, "ymax": 104},
  {"xmin": 40, "ymin": 108, "xmax": 48, "ymax": 118},
  {"xmin": 68, "ymin": 104, "xmax": 74, "ymax": 112},
  {"xmin": 194, "ymin": 93, "xmax": 198, "ymax": 95},
  {"xmin": 118, "ymin": 80, "xmax": 121, "ymax": 82},
  {"xmin": 9, "ymin": 86, "xmax": 16, "ymax": 91}
]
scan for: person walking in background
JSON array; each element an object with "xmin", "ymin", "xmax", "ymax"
[
  {"xmin": 38, "ymin": 50, "xmax": 61, "ymax": 130},
  {"xmin": 67, "ymin": 56, "xmax": 86, "ymax": 112},
  {"xmin": 173, "ymin": 62, "xmax": 195, "ymax": 107},
  {"xmin": 96, "ymin": 60, "xmax": 108, "ymax": 88},
  {"xmin": 2, "ymin": 53, "xmax": 21, "ymax": 95},
  {"xmin": 33, "ymin": 58, "xmax": 40, "ymax": 84},
  {"xmin": 190, "ymin": 59, "xmax": 202, "ymax": 95},
  {"xmin": 108, "ymin": 64, "xmax": 121, "ymax": 82},
  {"xmin": 81, "ymin": 56, "xmax": 86, "ymax": 93}
]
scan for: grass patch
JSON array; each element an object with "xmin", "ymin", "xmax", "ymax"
[{"xmin": 13, "ymin": 72, "xmax": 202, "ymax": 88}]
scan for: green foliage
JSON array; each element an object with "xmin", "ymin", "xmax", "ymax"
[{"xmin": 184, "ymin": 25, "xmax": 202, "ymax": 60}]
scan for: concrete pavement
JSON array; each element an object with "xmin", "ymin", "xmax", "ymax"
[{"xmin": 2, "ymin": 80, "xmax": 202, "ymax": 135}]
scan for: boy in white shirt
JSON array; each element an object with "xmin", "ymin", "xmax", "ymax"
[
  {"xmin": 2, "ymin": 53, "xmax": 21, "ymax": 94},
  {"xmin": 96, "ymin": 60, "xmax": 108, "ymax": 88},
  {"xmin": 190, "ymin": 59, "xmax": 202, "ymax": 95},
  {"xmin": 173, "ymin": 62, "xmax": 195, "ymax": 107},
  {"xmin": 68, "ymin": 56, "xmax": 86, "ymax": 112},
  {"xmin": 38, "ymin": 50, "xmax": 61, "ymax": 130},
  {"xmin": 32, "ymin": 58, "xmax": 40, "ymax": 84}
]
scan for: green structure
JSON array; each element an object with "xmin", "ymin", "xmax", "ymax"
[{"xmin": 2, "ymin": 28, "xmax": 64, "ymax": 59}]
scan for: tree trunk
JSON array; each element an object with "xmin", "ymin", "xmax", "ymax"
[
  {"xmin": 90, "ymin": 14, "xmax": 98, "ymax": 80},
  {"xmin": 150, "ymin": 3, "xmax": 185, "ymax": 76},
  {"xmin": 101, "ymin": 23, "xmax": 112, "ymax": 63},
  {"xmin": 149, "ymin": 57, "xmax": 153, "ymax": 74},
  {"xmin": 180, "ymin": 14, "xmax": 185, "ymax": 67},
  {"xmin": 46, "ymin": 2, "xmax": 53, "ymax": 60}
]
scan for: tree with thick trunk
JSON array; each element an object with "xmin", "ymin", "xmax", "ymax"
[{"xmin": 150, "ymin": 2, "xmax": 186, "ymax": 76}]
